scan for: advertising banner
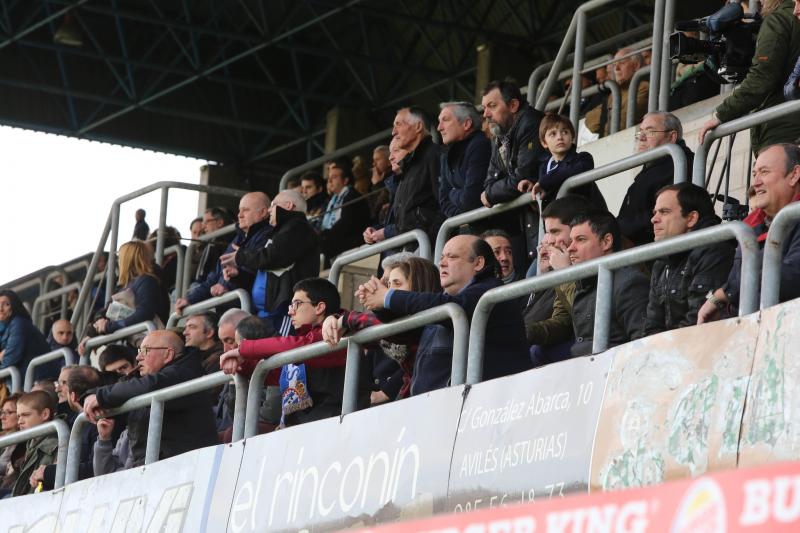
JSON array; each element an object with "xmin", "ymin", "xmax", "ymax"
[
  {"xmin": 4, "ymin": 491, "xmax": 63, "ymax": 533},
  {"xmin": 226, "ymin": 386, "xmax": 466, "ymax": 532},
  {"xmin": 447, "ymin": 353, "xmax": 612, "ymax": 515},
  {"xmin": 740, "ymin": 299, "xmax": 800, "ymax": 467},
  {"xmin": 590, "ymin": 315, "xmax": 759, "ymax": 491},
  {"xmin": 359, "ymin": 460, "xmax": 800, "ymax": 533}
]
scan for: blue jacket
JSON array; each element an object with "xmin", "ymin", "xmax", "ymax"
[
  {"xmin": 439, "ymin": 131, "xmax": 492, "ymax": 217},
  {"xmin": 537, "ymin": 147, "xmax": 607, "ymax": 210},
  {"xmin": 106, "ymin": 274, "xmax": 167, "ymax": 333},
  {"xmin": 0, "ymin": 315, "xmax": 51, "ymax": 380},
  {"xmin": 387, "ymin": 274, "xmax": 530, "ymax": 394},
  {"xmin": 186, "ymin": 219, "xmax": 271, "ymax": 304}
]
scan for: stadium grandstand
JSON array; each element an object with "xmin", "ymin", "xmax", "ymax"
[{"xmin": 1, "ymin": 0, "xmax": 800, "ymax": 531}]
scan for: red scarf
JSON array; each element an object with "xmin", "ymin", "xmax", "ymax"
[{"xmin": 743, "ymin": 193, "xmax": 800, "ymax": 242}]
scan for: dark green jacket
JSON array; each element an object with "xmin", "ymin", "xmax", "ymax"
[
  {"xmin": 716, "ymin": 0, "xmax": 800, "ymax": 153},
  {"xmin": 11, "ymin": 434, "xmax": 59, "ymax": 497}
]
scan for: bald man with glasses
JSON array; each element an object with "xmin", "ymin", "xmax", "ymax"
[{"xmin": 83, "ymin": 330, "xmax": 218, "ymax": 467}]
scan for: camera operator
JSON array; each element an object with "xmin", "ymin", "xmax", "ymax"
[{"xmin": 698, "ymin": 0, "xmax": 800, "ymax": 154}]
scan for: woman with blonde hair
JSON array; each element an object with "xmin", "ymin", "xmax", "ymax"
[{"xmin": 93, "ymin": 241, "xmax": 168, "ymax": 334}]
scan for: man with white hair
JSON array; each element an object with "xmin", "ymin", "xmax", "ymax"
[
  {"xmin": 438, "ymin": 101, "xmax": 492, "ymax": 216},
  {"xmin": 221, "ymin": 189, "xmax": 319, "ymax": 334},
  {"xmin": 585, "ymin": 47, "xmax": 649, "ymax": 136}
]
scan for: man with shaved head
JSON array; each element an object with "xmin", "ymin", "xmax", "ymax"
[
  {"xmin": 357, "ymin": 234, "xmax": 530, "ymax": 393},
  {"xmin": 83, "ymin": 330, "xmax": 218, "ymax": 466},
  {"xmin": 176, "ymin": 190, "xmax": 272, "ymax": 315},
  {"xmin": 221, "ymin": 188, "xmax": 319, "ymax": 335}
]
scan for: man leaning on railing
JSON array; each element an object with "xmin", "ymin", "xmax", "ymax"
[{"xmin": 698, "ymin": 143, "xmax": 800, "ymax": 323}]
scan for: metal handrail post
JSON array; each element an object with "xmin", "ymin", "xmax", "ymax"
[
  {"xmin": 84, "ymin": 320, "xmax": 158, "ymax": 354},
  {"xmin": 466, "ymin": 222, "xmax": 758, "ymax": 383},
  {"xmin": 558, "ymin": 143, "xmax": 688, "ymax": 198},
  {"xmin": 231, "ymin": 374, "xmax": 248, "ymax": 441},
  {"xmin": 605, "ymin": 80, "xmax": 621, "ymax": 134},
  {"xmin": 328, "ymin": 229, "xmax": 431, "ymax": 286},
  {"xmin": 760, "ymin": 202, "xmax": 800, "ymax": 308},
  {"xmin": 659, "ymin": 0, "xmax": 677, "ymax": 111},
  {"xmin": 0, "ymin": 419, "xmax": 69, "ymax": 488},
  {"xmin": 341, "ymin": 340, "xmax": 362, "ymax": 415},
  {"xmin": 0, "ymin": 367, "xmax": 21, "ymax": 393},
  {"xmin": 24, "ymin": 347, "xmax": 77, "ymax": 391},
  {"xmin": 32, "ymin": 282, "xmax": 81, "ymax": 331},
  {"xmin": 163, "ymin": 244, "xmax": 185, "ymax": 302},
  {"xmin": 570, "ymin": 11, "xmax": 587, "ymax": 130},
  {"xmin": 155, "ymin": 187, "xmax": 169, "ymax": 264},
  {"xmin": 435, "ymin": 195, "xmax": 534, "ymax": 261},
  {"xmin": 692, "ymin": 100, "xmax": 800, "ymax": 185},
  {"xmin": 244, "ymin": 303, "xmax": 468, "ymax": 437},
  {"xmin": 165, "ymin": 288, "xmax": 252, "ymax": 328},
  {"xmin": 593, "ymin": 266, "xmax": 614, "ymax": 353},
  {"xmin": 71, "ymin": 212, "xmax": 112, "ymax": 329},
  {"xmin": 106, "ymin": 204, "xmax": 120, "ymax": 305},
  {"xmin": 279, "ymin": 128, "xmax": 392, "ymax": 190},
  {"xmin": 181, "ymin": 223, "xmax": 237, "ymax": 297},
  {"xmin": 649, "ymin": 0, "xmax": 666, "ymax": 112},
  {"xmin": 65, "ymin": 412, "xmax": 88, "ymax": 484},
  {"xmin": 628, "ymin": 66, "xmax": 651, "ymax": 128},
  {"xmin": 145, "ymin": 399, "xmax": 165, "ymax": 464}
]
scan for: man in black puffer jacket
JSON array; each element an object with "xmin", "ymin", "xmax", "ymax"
[
  {"xmin": 481, "ymin": 80, "xmax": 547, "ymax": 270},
  {"xmin": 646, "ymin": 183, "xmax": 735, "ymax": 334},
  {"xmin": 82, "ymin": 330, "xmax": 218, "ymax": 466}
]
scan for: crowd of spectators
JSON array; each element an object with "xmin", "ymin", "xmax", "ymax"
[{"xmin": 3, "ymin": 1, "xmax": 800, "ymax": 503}]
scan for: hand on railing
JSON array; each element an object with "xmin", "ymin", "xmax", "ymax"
[
  {"xmin": 697, "ymin": 113, "xmax": 721, "ymax": 144},
  {"xmin": 174, "ymin": 298, "xmax": 189, "ymax": 315},
  {"xmin": 355, "ymin": 276, "xmax": 387, "ymax": 310},
  {"xmin": 219, "ymin": 349, "xmax": 244, "ymax": 375},
  {"xmin": 82, "ymin": 394, "xmax": 105, "ymax": 424},
  {"xmin": 517, "ymin": 180, "xmax": 535, "ymax": 193},
  {"xmin": 363, "ymin": 227, "xmax": 385, "ymax": 244},
  {"xmin": 322, "ymin": 315, "xmax": 346, "ymax": 346}
]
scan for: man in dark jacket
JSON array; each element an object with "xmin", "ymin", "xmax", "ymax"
[
  {"xmin": 437, "ymin": 101, "xmax": 491, "ymax": 217},
  {"xmin": 699, "ymin": 143, "xmax": 800, "ymax": 323},
  {"xmin": 83, "ymin": 330, "xmax": 218, "ymax": 466},
  {"xmin": 221, "ymin": 190, "xmax": 320, "ymax": 334},
  {"xmin": 567, "ymin": 211, "xmax": 648, "ymax": 356},
  {"xmin": 646, "ymin": 183, "xmax": 735, "ymax": 334},
  {"xmin": 618, "ymin": 111, "xmax": 694, "ymax": 247},
  {"xmin": 358, "ymin": 235, "xmax": 530, "ymax": 392},
  {"xmin": 481, "ymin": 80, "xmax": 547, "ymax": 269},
  {"xmin": 176, "ymin": 192, "xmax": 272, "ymax": 314},
  {"xmin": 319, "ymin": 157, "xmax": 370, "ymax": 260},
  {"xmin": 699, "ymin": 0, "xmax": 800, "ymax": 154}
]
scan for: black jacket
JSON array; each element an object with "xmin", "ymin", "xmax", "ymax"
[
  {"xmin": 236, "ymin": 207, "xmax": 320, "ymax": 316},
  {"xmin": 571, "ymin": 266, "xmax": 649, "ymax": 356},
  {"xmin": 388, "ymin": 274, "xmax": 531, "ymax": 384},
  {"xmin": 617, "ymin": 140, "xmax": 695, "ymax": 246},
  {"xmin": 319, "ymin": 186, "xmax": 370, "ymax": 258},
  {"xmin": 439, "ymin": 131, "xmax": 492, "ymax": 217},
  {"xmin": 645, "ymin": 215, "xmax": 735, "ymax": 334},
  {"xmin": 94, "ymin": 348, "xmax": 218, "ymax": 466},
  {"xmin": 390, "ymin": 136, "xmax": 443, "ymax": 242},
  {"xmin": 537, "ymin": 148, "xmax": 607, "ymax": 210},
  {"xmin": 483, "ymin": 102, "xmax": 547, "ymax": 265}
]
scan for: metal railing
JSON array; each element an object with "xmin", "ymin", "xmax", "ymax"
[
  {"xmin": 693, "ymin": 100, "xmax": 800, "ymax": 185},
  {"xmin": 657, "ymin": 0, "xmax": 677, "ymax": 111},
  {"xmin": 72, "ymin": 182, "xmax": 248, "ymax": 328},
  {"xmin": 165, "ymin": 289, "xmax": 252, "ymax": 329},
  {"xmin": 435, "ymin": 195, "xmax": 534, "ymax": 261},
  {"xmin": 628, "ymin": 66, "xmax": 651, "ymax": 128},
  {"xmin": 328, "ymin": 229, "xmax": 432, "ymax": 287},
  {"xmin": 24, "ymin": 347, "xmax": 77, "ymax": 391},
  {"xmin": 163, "ymin": 244, "xmax": 185, "ymax": 306},
  {"xmin": 181, "ymin": 223, "xmax": 237, "ymax": 297},
  {"xmin": 65, "ymin": 370, "xmax": 249, "ymax": 484},
  {"xmin": 545, "ymin": 81, "xmax": 621, "ymax": 134},
  {"xmin": 244, "ymin": 303, "xmax": 468, "ymax": 437},
  {"xmin": 467, "ymin": 222, "xmax": 758, "ymax": 383},
  {"xmin": 558, "ymin": 143, "xmax": 689, "ymax": 197},
  {"xmin": 83, "ymin": 321, "xmax": 158, "ymax": 362},
  {"xmin": 32, "ymin": 282, "xmax": 81, "ymax": 331},
  {"xmin": 0, "ymin": 419, "xmax": 70, "ymax": 489},
  {"xmin": 279, "ymin": 128, "xmax": 392, "ymax": 191},
  {"xmin": 761, "ymin": 202, "xmax": 800, "ymax": 309},
  {"xmin": 0, "ymin": 367, "xmax": 22, "ymax": 393}
]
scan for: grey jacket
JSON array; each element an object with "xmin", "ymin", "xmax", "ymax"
[{"xmin": 571, "ymin": 266, "xmax": 649, "ymax": 356}]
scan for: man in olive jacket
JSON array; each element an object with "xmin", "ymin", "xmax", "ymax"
[
  {"xmin": 83, "ymin": 330, "xmax": 218, "ymax": 467},
  {"xmin": 699, "ymin": 0, "xmax": 800, "ymax": 153}
]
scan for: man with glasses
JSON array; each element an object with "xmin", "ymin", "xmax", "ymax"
[
  {"xmin": 82, "ymin": 330, "xmax": 217, "ymax": 467},
  {"xmin": 617, "ymin": 111, "xmax": 695, "ymax": 247}
]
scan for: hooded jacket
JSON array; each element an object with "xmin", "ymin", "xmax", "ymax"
[
  {"xmin": 645, "ymin": 215, "xmax": 735, "ymax": 334},
  {"xmin": 571, "ymin": 266, "xmax": 649, "ymax": 356},
  {"xmin": 617, "ymin": 139, "xmax": 695, "ymax": 246}
]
